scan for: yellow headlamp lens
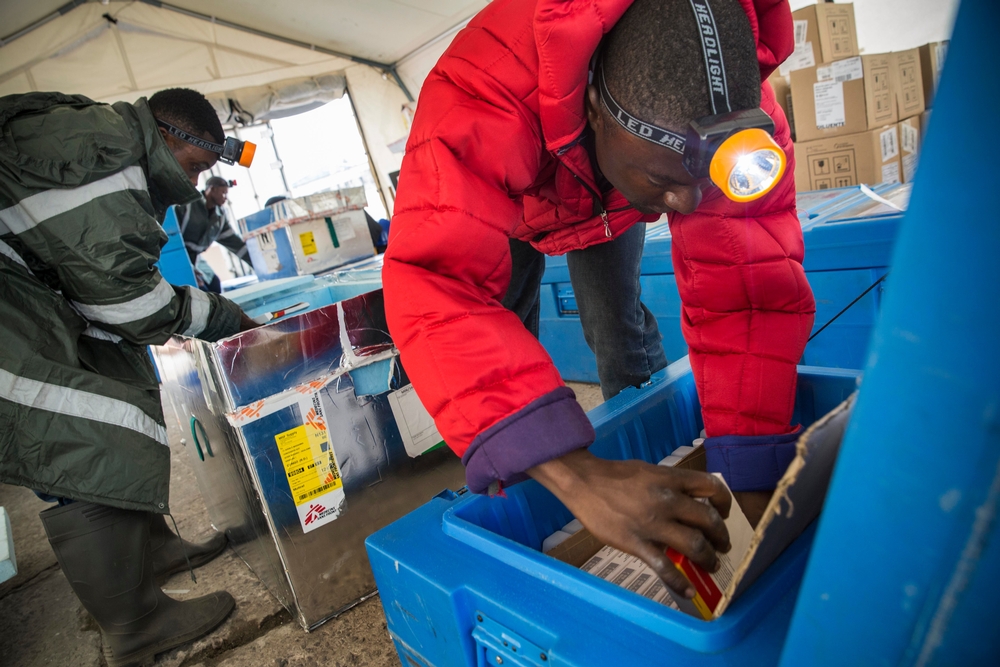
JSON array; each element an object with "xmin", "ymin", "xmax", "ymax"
[{"xmin": 708, "ymin": 128, "xmax": 787, "ymax": 202}]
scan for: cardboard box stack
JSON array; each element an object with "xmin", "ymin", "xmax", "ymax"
[{"xmin": 778, "ymin": 2, "xmax": 948, "ymax": 190}]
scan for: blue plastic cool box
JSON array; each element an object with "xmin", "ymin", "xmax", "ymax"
[{"xmin": 366, "ymin": 359, "xmax": 858, "ymax": 667}]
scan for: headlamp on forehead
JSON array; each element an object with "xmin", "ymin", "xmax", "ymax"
[
  {"xmin": 156, "ymin": 120, "xmax": 256, "ymax": 168},
  {"xmin": 597, "ymin": 0, "xmax": 787, "ymax": 203},
  {"xmin": 684, "ymin": 109, "xmax": 785, "ymax": 202}
]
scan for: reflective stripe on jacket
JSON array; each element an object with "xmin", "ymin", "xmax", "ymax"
[{"xmin": 0, "ymin": 92, "xmax": 244, "ymax": 512}]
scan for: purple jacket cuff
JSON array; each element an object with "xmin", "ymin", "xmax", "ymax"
[
  {"xmin": 704, "ymin": 426, "xmax": 804, "ymax": 492},
  {"xmin": 462, "ymin": 387, "xmax": 595, "ymax": 494}
]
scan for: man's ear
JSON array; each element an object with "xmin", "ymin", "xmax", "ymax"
[
  {"xmin": 158, "ymin": 126, "xmax": 182, "ymax": 153},
  {"xmin": 585, "ymin": 84, "xmax": 603, "ymax": 132}
]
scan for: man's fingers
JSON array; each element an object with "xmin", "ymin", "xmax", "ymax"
[
  {"xmin": 653, "ymin": 522, "xmax": 721, "ymax": 574},
  {"xmin": 663, "ymin": 493, "xmax": 731, "ymax": 553},
  {"xmin": 671, "ymin": 468, "xmax": 733, "ymax": 519},
  {"xmin": 631, "ymin": 540, "xmax": 695, "ymax": 599}
]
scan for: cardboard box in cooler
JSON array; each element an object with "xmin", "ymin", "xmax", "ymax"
[
  {"xmin": 918, "ymin": 41, "xmax": 949, "ymax": 108},
  {"xmin": 892, "ymin": 49, "xmax": 926, "ymax": 120},
  {"xmin": 794, "ymin": 125, "xmax": 903, "ymax": 191},
  {"xmin": 550, "ymin": 395, "xmax": 856, "ymax": 620},
  {"xmin": 781, "ymin": 3, "xmax": 859, "ymax": 77}
]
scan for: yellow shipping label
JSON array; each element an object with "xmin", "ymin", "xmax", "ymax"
[
  {"xmin": 274, "ymin": 421, "xmax": 343, "ymax": 508},
  {"xmin": 299, "ymin": 231, "xmax": 318, "ymax": 255}
]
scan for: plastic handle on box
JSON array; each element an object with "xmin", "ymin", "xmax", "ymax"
[{"xmin": 190, "ymin": 416, "xmax": 213, "ymax": 461}]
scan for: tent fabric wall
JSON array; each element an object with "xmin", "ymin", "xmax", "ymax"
[
  {"xmin": 396, "ymin": 15, "xmax": 476, "ymax": 100},
  {"xmin": 344, "ymin": 65, "xmax": 411, "ymax": 214},
  {"xmin": 209, "ymin": 74, "xmax": 348, "ymax": 125}
]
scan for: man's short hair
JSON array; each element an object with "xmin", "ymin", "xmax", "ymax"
[
  {"xmin": 149, "ymin": 88, "xmax": 225, "ymax": 144},
  {"xmin": 602, "ymin": 0, "xmax": 760, "ymax": 132},
  {"xmin": 205, "ymin": 176, "xmax": 230, "ymax": 189}
]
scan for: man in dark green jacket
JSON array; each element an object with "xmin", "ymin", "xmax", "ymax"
[
  {"xmin": 0, "ymin": 88, "xmax": 255, "ymax": 666},
  {"xmin": 176, "ymin": 175, "xmax": 251, "ymax": 292}
]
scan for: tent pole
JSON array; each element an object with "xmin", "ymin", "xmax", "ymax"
[
  {"xmin": 266, "ymin": 122, "xmax": 292, "ymax": 198},
  {"xmin": 0, "ymin": 0, "xmax": 88, "ymax": 46},
  {"xmin": 387, "ymin": 67, "xmax": 415, "ymax": 103},
  {"xmin": 344, "ymin": 83, "xmax": 391, "ymax": 218}
]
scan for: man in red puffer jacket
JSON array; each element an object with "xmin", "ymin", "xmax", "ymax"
[{"xmin": 383, "ymin": 0, "xmax": 814, "ymax": 597}]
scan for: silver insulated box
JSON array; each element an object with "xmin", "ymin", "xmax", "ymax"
[{"xmin": 152, "ymin": 290, "xmax": 465, "ymax": 629}]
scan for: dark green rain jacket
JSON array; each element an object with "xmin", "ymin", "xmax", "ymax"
[{"xmin": 0, "ymin": 92, "xmax": 243, "ymax": 513}]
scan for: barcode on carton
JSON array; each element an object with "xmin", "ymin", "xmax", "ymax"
[
  {"xmin": 793, "ymin": 20, "xmax": 808, "ymax": 45},
  {"xmin": 880, "ymin": 127, "xmax": 899, "ymax": 161}
]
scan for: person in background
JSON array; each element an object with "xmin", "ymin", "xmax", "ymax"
[
  {"xmin": 0, "ymin": 87, "xmax": 258, "ymax": 666},
  {"xmin": 383, "ymin": 0, "xmax": 814, "ymax": 598},
  {"xmin": 365, "ymin": 210, "xmax": 389, "ymax": 254},
  {"xmin": 175, "ymin": 175, "xmax": 250, "ymax": 293}
]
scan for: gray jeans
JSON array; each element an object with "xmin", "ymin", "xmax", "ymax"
[{"xmin": 502, "ymin": 224, "xmax": 668, "ymax": 400}]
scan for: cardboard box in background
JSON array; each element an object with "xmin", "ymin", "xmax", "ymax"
[
  {"xmin": 918, "ymin": 41, "xmax": 949, "ymax": 109},
  {"xmin": 794, "ymin": 125, "xmax": 902, "ymax": 191},
  {"xmin": 790, "ymin": 59, "xmax": 867, "ymax": 142},
  {"xmin": 768, "ymin": 72, "xmax": 795, "ymax": 140},
  {"xmin": 892, "ymin": 49, "xmax": 926, "ymax": 120},
  {"xmin": 860, "ymin": 54, "xmax": 898, "ymax": 129},
  {"xmin": 898, "ymin": 116, "xmax": 921, "ymax": 184},
  {"xmin": 789, "ymin": 3, "xmax": 859, "ymax": 69}
]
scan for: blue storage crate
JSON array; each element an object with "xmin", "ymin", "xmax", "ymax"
[
  {"xmin": 156, "ymin": 207, "xmax": 197, "ymax": 287},
  {"xmin": 224, "ymin": 258, "xmax": 384, "ymax": 323},
  {"xmin": 366, "ymin": 359, "xmax": 859, "ymax": 667},
  {"xmin": 539, "ymin": 185, "xmax": 905, "ymax": 381},
  {"xmin": 241, "ymin": 208, "xmax": 300, "ymax": 281}
]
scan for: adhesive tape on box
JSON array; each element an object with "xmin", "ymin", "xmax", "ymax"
[
  {"xmin": 562, "ymin": 518, "xmax": 584, "ymax": 535},
  {"xmin": 542, "ymin": 530, "xmax": 573, "ymax": 553},
  {"xmin": 658, "ymin": 455, "xmax": 684, "ymax": 467},
  {"xmin": 672, "ymin": 446, "xmax": 695, "ymax": 457},
  {"xmin": 693, "ymin": 438, "xmax": 706, "ymax": 448}
]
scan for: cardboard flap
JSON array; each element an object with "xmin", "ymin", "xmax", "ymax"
[{"xmin": 727, "ymin": 394, "xmax": 857, "ymax": 605}]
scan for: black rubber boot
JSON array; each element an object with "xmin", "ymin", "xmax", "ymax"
[
  {"xmin": 149, "ymin": 513, "xmax": 228, "ymax": 582},
  {"xmin": 41, "ymin": 502, "xmax": 235, "ymax": 667}
]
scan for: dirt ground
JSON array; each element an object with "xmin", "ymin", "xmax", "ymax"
[{"xmin": 0, "ymin": 382, "xmax": 603, "ymax": 667}]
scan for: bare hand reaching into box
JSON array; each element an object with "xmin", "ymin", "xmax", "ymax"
[{"xmin": 528, "ymin": 450, "xmax": 733, "ymax": 599}]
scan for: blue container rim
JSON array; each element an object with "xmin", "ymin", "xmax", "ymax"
[{"xmin": 442, "ymin": 495, "xmax": 817, "ymax": 654}]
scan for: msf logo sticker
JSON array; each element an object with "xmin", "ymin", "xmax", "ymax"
[
  {"xmin": 304, "ymin": 503, "xmax": 328, "ymax": 526},
  {"xmin": 303, "ymin": 502, "xmax": 339, "ymax": 527},
  {"xmin": 298, "ymin": 494, "xmax": 345, "ymax": 533}
]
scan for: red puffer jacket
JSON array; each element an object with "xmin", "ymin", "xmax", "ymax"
[{"xmin": 384, "ymin": 0, "xmax": 816, "ymax": 494}]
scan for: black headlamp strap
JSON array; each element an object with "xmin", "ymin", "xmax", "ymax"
[
  {"xmin": 596, "ymin": 0, "xmax": 732, "ymax": 150},
  {"xmin": 688, "ymin": 0, "xmax": 731, "ymax": 114},
  {"xmin": 156, "ymin": 119, "xmax": 225, "ymax": 156},
  {"xmin": 598, "ymin": 66, "xmax": 686, "ymax": 154}
]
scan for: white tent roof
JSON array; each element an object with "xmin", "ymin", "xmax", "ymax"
[
  {"xmin": 0, "ymin": 0, "xmax": 488, "ymax": 213},
  {"xmin": 2, "ymin": 0, "xmax": 485, "ymax": 67}
]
